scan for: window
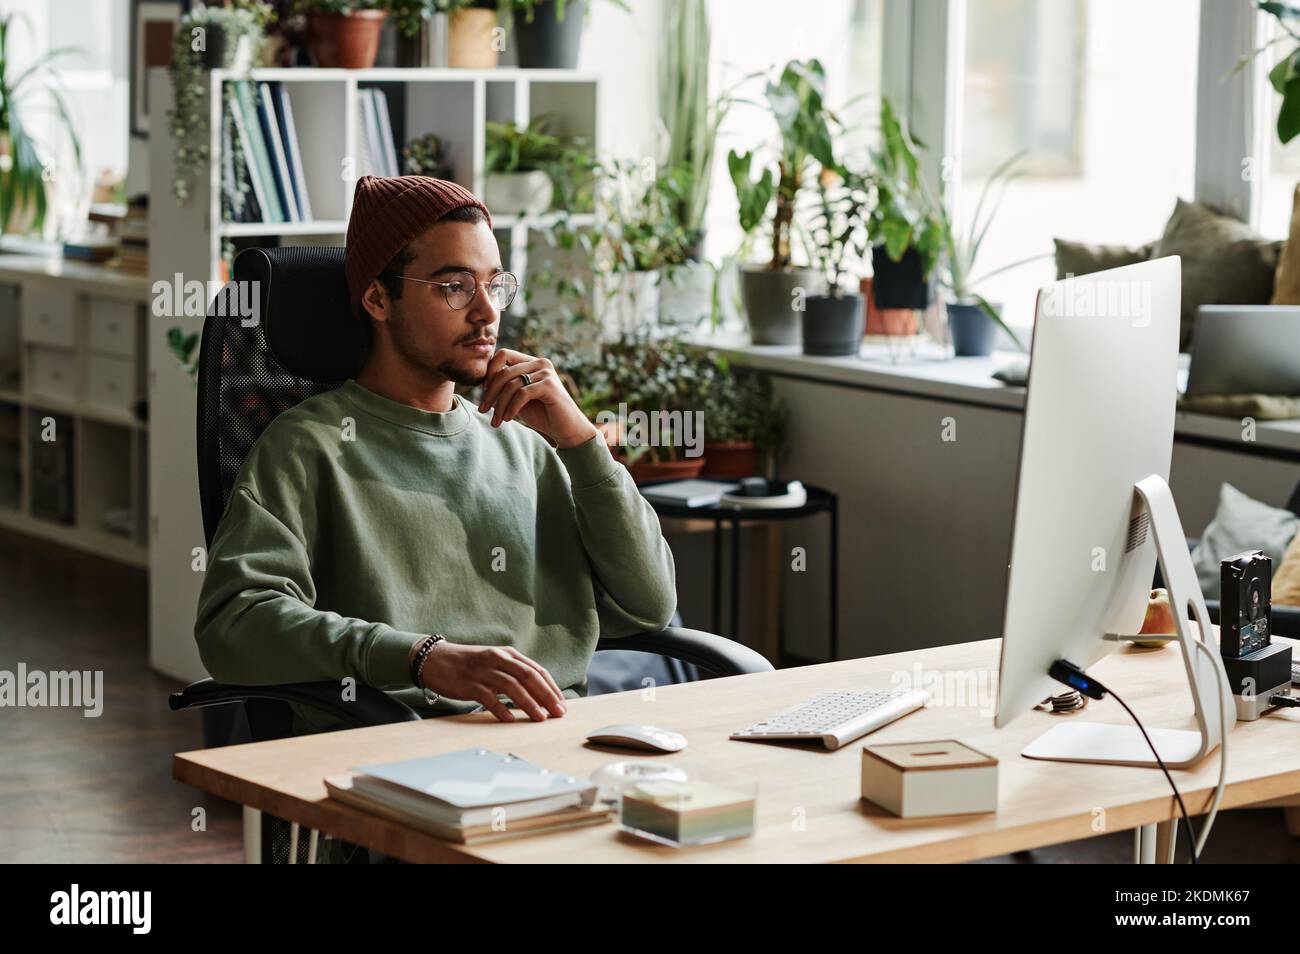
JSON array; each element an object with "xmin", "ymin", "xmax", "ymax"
[
  {"xmin": 1258, "ymin": 11, "xmax": 1300, "ymax": 239},
  {"xmin": 705, "ymin": 0, "xmax": 884, "ymax": 265},
  {"xmin": 954, "ymin": 0, "xmax": 1200, "ymax": 330}
]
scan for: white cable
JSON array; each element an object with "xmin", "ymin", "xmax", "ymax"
[{"xmin": 1190, "ymin": 638, "xmax": 1230, "ymax": 860}]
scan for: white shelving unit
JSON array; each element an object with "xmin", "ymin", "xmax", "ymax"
[
  {"xmin": 0, "ymin": 254, "xmax": 151, "ymax": 568},
  {"xmin": 147, "ymin": 65, "xmax": 601, "ymax": 681}
]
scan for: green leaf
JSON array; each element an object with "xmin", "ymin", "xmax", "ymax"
[{"xmin": 1280, "ymin": 76, "xmax": 1300, "ymax": 143}]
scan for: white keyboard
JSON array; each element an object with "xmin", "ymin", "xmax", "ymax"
[{"xmin": 730, "ymin": 689, "xmax": 930, "ymax": 751}]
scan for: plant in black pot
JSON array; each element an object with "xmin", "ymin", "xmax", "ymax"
[
  {"xmin": 728, "ymin": 58, "xmax": 835, "ymax": 345},
  {"xmin": 866, "ymin": 98, "xmax": 942, "ymax": 310},
  {"xmin": 506, "ymin": 0, "xmax": 627, "ymax": 69},
  {"xmin": 937, "ymin": 152, "xmax": 1031, "ymax": 357},
  {"xmin": 801, "ymin": 163, "xmax": 873, "ymax": 356}
]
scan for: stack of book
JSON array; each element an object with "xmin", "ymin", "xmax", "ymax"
[
  {"xmin": 324, "ymin": 748, "xmax": 612, "ymax": 845},
  {"xmin": 117, "ymin": 197, "xmax": 148, "ymax": 273},
  {"xmin": 224, "ymin": 80, "xmax": 319, "ymax": 225}
]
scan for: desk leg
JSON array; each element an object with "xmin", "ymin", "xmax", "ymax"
[
  {"xmin": 1134, "ymin": 824, "xmax": 1156, "ymax": 863},
  {"xmin": 712, "ymin": 520, "xmax": 723, "ymax": 636},
  {"xmin": 1154, "ymin": 820, "xmax": 1177, "ymax": 864},
  {"xmin": 730, "ymin": 515, "xmax": 742, "ymax": 640},
  {"xmin": 243, "ymin": 806, "xmax": 262, "ymax": 864},
  {"xmin": 829, "ymin": 496, "xmax": 839, "ymax": 662}
]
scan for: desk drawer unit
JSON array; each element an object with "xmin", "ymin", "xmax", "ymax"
[
  {"xmin": 21, "ymin": 286, "xmax": 76, "ymax": 348},
  {"xmin": 88, "ymin": 298, "xmax": 138, "ymax": 358},
  {"xmin": 86, "ymin": 353, "xmax": 136, "ymax": 415},
  {"xmin": 29, "ymin": 346, "xmax": 77, "ymax": 403}
]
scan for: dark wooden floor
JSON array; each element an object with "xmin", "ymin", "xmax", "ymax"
[
  {"xmin": 0, "ymin": 525, "xmax": 1295, "ymax": 863},
  {"xmin": 0, "ymin": 528, "xmax": 242, "ymax": 863}
]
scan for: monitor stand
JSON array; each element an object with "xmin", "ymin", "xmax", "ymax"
[{"xmin": 1022, "ymin": 474, "xmax": 1236, "ymax": 769}]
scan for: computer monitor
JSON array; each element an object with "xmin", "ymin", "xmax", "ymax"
[{"xmin": 994, "ymin": 256, "xmax": 1235, "ymax": 767}]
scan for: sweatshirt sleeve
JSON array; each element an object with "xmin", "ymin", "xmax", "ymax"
[
  {"xmin": 555, "ymin": 434, "xmax": 678, "ymax": 636},
  {"xmin": 194, "ymin": 486, "xmax": 424, "ymax": 689}
]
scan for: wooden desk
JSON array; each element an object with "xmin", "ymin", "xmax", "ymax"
[{"xmin": 173, "ymin": 638, "xmax": 1300, "ymax": 863}]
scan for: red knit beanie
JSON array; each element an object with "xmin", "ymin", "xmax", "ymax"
[{"xmin": 344, "ymin": 174, "xmax": 492, "ymax": 319}]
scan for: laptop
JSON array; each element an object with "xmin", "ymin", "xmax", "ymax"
[{"xmin": 1184, "ymin": 305, "xmax": 1300, "ymax": 396}]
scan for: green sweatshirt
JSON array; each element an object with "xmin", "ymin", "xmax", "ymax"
[{"xmin": 193, "ymin": 379, "xmax": 677, "ymax": 734}]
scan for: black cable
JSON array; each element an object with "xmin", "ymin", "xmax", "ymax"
[{"xmin": 1049, "ymin": 660, "xmax": 1199, "ymax": 863}]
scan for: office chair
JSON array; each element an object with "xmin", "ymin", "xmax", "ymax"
[{"xmin": 168, "ymin": 245, "xmax": 773, "ymax": 862}]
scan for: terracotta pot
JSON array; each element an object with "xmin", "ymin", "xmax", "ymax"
[
  {"xmin": 700, "ymin": 441, "xmax": 759, "ymax": 479},
  {"xmin": 861, "ymin": 277, "xmax": 917, "ymax": 336},
  {"xmin": 449, "ymin": 8, "xmax": 499, "ymax": 68},
  {"xmin": 308, "ymin": 10, "xmax": 387, "ymax": 69},
  {"xmin": 625, "ymin": 455, "xmax": 705, "ymax": 485}
]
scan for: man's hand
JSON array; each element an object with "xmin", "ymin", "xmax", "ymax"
[
  {"xmin": 477, "ymin": 348, "xmax": 599, "ymax": 449},
  {"xmin": 413, "ymin": 640, "xmax": 568, "ymax": 723}
]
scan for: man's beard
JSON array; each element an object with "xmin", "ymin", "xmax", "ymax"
[{"xmin": 389, "ymin": 305, "xmax": 488, "ymax": 387}]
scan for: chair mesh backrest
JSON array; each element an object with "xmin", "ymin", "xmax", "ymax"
[{"xmin": 196, "ymin": 246, "xmax": 361, "ymax": 548}]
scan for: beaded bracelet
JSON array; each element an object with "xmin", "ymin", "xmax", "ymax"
[{"xmin": 409, "ymin": 634, "xmax": 446, "ymax": 689}]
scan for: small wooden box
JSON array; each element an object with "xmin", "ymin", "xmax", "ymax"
[{"xmin": 861, "ymin": 739, "xmax": 998, "ymax": 818}]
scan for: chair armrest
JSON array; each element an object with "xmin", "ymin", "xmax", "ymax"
[
  {"xmin": 169, "ymin": 678, "xmax": 422, "ymax": 729},
  {"xmin": 596, "ymin": 627, "xmax": 774, "ymax": 677}
]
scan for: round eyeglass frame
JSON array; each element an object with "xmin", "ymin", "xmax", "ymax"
[{"xmin": 392, "ymin": 270, "xmax": 520, "ymax": 310}]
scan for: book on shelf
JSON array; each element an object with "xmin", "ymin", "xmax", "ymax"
[
  {"xmin": 258, "ymin": 81, "xmax": 300, "ymax": 223},
  {"xmin": 356, "ymin": 87, "xmax": 399, "ymax": 179},
  {"xmin": 227, "ymin": 81, "xmax": 274, "ymax": 224},
  {"xmin": 232, "ymin": 80, "xmax": 285, "ymax": 223},
  {"xmin": 272, "ymin": 82, "xmax": 313, "ymax": 220}
]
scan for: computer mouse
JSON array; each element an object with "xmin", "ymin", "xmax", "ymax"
[{"xmin": 585, "ymin": 724, "xmax": 688, "ymax": 753}]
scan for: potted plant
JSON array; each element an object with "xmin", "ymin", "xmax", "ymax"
[
  {"xmin": 654, "ymin": 0, "xmax": 735, "ymax": 330},
  {"xmin": 937, "ymin": 152, "xmax": 1029, "ymax": 357},
  {"xmin": 402, "ymin": 131, "xmax": 454, "ymax": 178},
  {"xmin": 169, "ymin": 3, "xmax": 269, "ymax": 207},
  {"xmin": 291, "ymin": 0, "xmax": 388, "ymax": 68},
  {"xmin": 200, "ymin": 0, "xmax": 273, "ymax": 69},
  {"xmin": 591, "ymin": 159, "xmax": 694, "ymax": 340},
  {"xmin": 729, "ymin": 59, "xmax": 834, "ymax": 345},
  {"xmin": 384, "ymin": 0, "xmax": 452, "ymax": 66},
  {"xmin": 483, "ymin": 117, "xmax": 572, "ymax": 214},
  {"xmin": 598, "ymin": 331, "xmax": 708, "ymax": 483},
  {"xmin": 505, "ymin": 0, "xmax": 624, "ymax": 69},
  {"xmin": 866, "ymin": 98, "xmax": 943, "ymax": 310},
  {"xmin": 802, "ymin": 163, "xmax": 872, "ymax": 356},
  {"xmin": 698, "ymin": 354, "xmax": 785, "ymax": 478},
  {"xmin": 0, "ymin": 15, "xmax": 84, "ymax": 238},
  {"xmin": 448, "ymin": 0, "xmax": 499, "ymax": 68}
]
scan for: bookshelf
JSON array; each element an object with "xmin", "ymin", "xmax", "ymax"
[
  {"xmin": 147, "ymin": 65, "xmax": 602, "ymax": 682},
  {"xmin": 0, "ymin": 256, "xmax": 151, "ymax": 569}
]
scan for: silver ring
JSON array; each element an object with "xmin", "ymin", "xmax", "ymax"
[{"xmin": 520, "ymin": 372, "xmax": 532, "ymax": 387}]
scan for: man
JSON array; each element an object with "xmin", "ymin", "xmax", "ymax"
[{"xmin": 194, "ymin": 175, "xmax": 678, "ymax": 735}]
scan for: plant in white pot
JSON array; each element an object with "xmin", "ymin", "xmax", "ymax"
[
  {"xmin": 591, "ymin": 158, "xmax": 693, "ymax": 341},
  {"xmin": 483, "ymin": 116, "xmax": 580, "ymax": 216},
  {"xmin": 728, "ymin": 59, "xmax": 835, "ymax": 345},
  {"xmin": 802, "ymin": 163, "xmax": 872, "ymax": 356},
  {"xmin": 654, "ymin": 0, "xmax": 734, "ymax": 331}
]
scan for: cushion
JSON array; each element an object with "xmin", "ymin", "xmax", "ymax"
[
  {"xmin": 1191, "ymin": 482, "xmax": 1300, "ymax": 599},
  {"xmin": 1053, "ymin": 239, "xmax": 1155, "ymax": 280},
  {"xmin": 1272, "ymin": 184, "xmax": 1300, "ymax": 305},
  {"xmin": 1177, "ymin": 392, "xmax": 1300, "ymax": 420},
  {"xmin": 1152, "ymin": 198, "xmax": 1282, "ymax": 350},
  {"xmin": 1274, "ymin": 528, "xmax": 1300, "ymax": 608}
]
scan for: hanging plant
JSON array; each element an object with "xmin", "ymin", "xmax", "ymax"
[{"xmin": 168, "ymin": 2, "xmax": 270, "ymax": 206}]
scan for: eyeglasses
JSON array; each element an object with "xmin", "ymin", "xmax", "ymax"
[{"xmin": 392, "ymin": 270, "xmax": 520, "ymax": 311}]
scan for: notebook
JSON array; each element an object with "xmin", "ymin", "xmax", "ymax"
[{"xmin": 641, "ymin": 479, "xmax": 739, "ymax": 508}]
